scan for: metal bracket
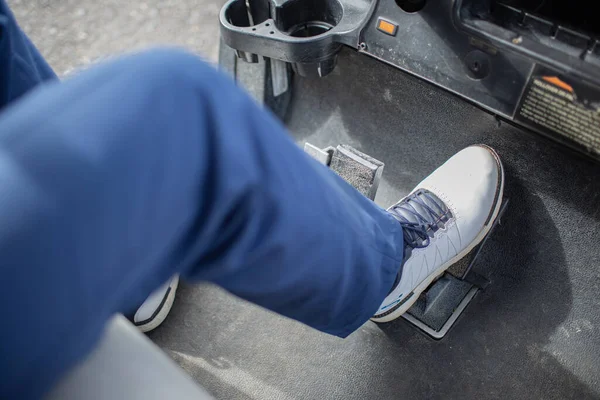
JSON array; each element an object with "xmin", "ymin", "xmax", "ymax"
[{"xmin": 402, "ymin": 287, "xmax": 479, "ymax": 340}]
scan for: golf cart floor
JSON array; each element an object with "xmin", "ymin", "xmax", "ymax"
[{"xmin": 149, "ymin": 49, "xmax": 600, "ymax": 400}]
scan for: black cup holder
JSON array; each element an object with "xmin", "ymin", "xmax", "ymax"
[
  {"xmin": 224, "ymin": 0, "xmax": 343, "ymax": 37},
  {"xmin": 276, "ymin": 0, "xmax": 343, "ymax": 37},
  {"xmin": 221, "ymin": 0, "xmax": 362, "ymax": 76}
]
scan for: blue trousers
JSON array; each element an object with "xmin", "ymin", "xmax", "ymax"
[{"xmin": 0, "ymin": 2, "xmax": 404, "ymax": 398}]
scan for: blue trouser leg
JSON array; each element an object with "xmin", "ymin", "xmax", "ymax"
[
  {"xmin": 0, "ymin": 48, "xmax": 404, "ymax": 399},
  {"xmin": 0, "ymin": 0, "xmax": 57, "ymax": 109}
]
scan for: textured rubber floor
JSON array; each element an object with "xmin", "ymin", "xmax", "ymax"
[{"xmin": 149, "ymin": 48, "xmax": 600, "ymax": 400}]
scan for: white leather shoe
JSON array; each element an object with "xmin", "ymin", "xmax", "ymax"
[
  {"xmin": 127, "ymin": 275, "xmax": 179, "ymax": 332},
  {"xmin": 372, "ymin": 145, "xmax": 504, "ymax": 323}
]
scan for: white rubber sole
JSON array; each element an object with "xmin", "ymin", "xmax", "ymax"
[
  {"xmin": 372, "ymin": 148, "xmax": 505, "ymax": 323},
  {"xmin": 136, "ymin": 277, "xmax": 179, "ymax": 333}
]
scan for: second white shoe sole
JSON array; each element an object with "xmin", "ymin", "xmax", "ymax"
[{"xmin": 135, "ymin": 277, "xmax": 179, "ymax": 333}]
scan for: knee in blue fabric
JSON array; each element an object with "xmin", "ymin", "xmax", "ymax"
[{"xmin": 115, "ymin": 48, "xmax": 226, "ymax": 93}]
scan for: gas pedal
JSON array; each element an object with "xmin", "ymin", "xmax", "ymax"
[{"xmin": 305, "ymin": 143, "xmax": 508, "ymax": 339}]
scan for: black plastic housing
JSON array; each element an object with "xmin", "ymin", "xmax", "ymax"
[{"xmin": 220, "ymin": 0, "xmax": 376, "ymax": 76}]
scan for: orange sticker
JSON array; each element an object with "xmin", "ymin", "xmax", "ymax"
[
  {"xmin": 377, "ymin": 19, "xmax": 398, "ymax": 36},
  {"xmin": 542, "ymin": 76, "xmax": 574, "ymax": 93}
]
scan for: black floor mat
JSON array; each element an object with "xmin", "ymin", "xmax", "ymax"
[{"xmin": 149, "ymin": 48, "xmax": 600, "ymax": 400}]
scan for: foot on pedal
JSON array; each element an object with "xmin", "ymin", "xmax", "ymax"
[{"xmin": 372, "ymin": 145, "xmax": 505, "ymax": 323}]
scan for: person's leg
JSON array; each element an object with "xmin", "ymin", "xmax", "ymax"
[
  {"xmin": 0, "ymin": 0, "xmax": 57, "ymax": 109},
  {"xmin": 0, "ymin": 0, "xmax": 178, "ymax": 334},
  {"xmin": 0, "ymin": 48, "xmax": 404, "ymax": 399}
]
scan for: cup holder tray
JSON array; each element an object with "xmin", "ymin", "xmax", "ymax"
[{"xmin": 220, "ymin": 0, "xmax": 376, "ymax": 76}]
